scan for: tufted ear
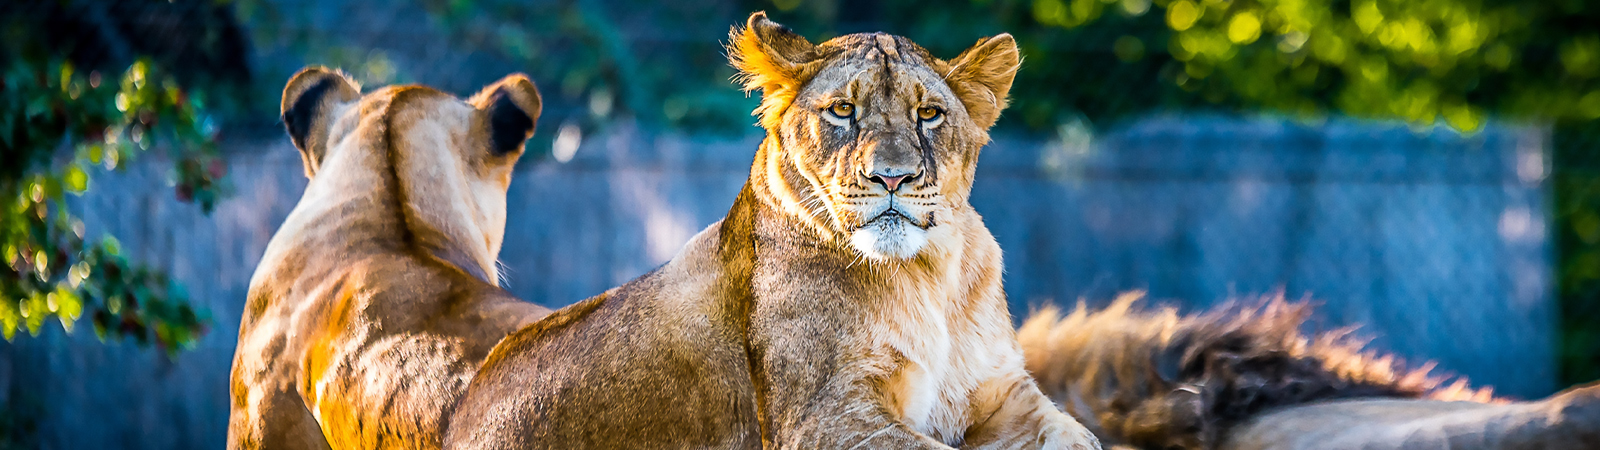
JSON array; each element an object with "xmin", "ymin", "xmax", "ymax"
[
  {"xmin": 281, "ymin": 67, "xmax": 361, "ymax": 178},
  {"xmin": 941, "ymin": 34, "xmax": 1020, "ymax": 129},
  {"xmin": 469, "ymin": 73, "xmax": 543, "ymax": 156},
  {"xmin": 728, "ymin": 11, "xmax": 820, "ymax": 129}
]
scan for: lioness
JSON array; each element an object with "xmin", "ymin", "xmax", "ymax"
[
  {"xmin": 228, "ymin": 68, "xmax": 552, "ymax": 450},
  {"xmin": 1019, "ymin": 292, "xmax": 1600, "ymax": 449},
  {"xmin": 444, "ymin": 12, "xmax": 1100, "ymax": 450}
]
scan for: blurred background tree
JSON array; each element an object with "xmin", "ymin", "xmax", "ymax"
[{"xmin": 0, "ymin": 0, "xmax": 252, "ymax": 354}]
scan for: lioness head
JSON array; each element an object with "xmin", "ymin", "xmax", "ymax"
[
  {"xmin": 278, "ymin": 68, "xmax": 541, "ymax": 283},
  {"xmin": 729, "ymin": 12, "xmax": 1019, "ymax": 261}
]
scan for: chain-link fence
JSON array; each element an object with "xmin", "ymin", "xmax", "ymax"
[{"xmin": 1, "ymin": 0, "xmax": 1593, "ymax": 448}]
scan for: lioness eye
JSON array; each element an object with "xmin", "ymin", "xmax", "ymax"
[
  {"xmin": 829, "ymin": 101, "xmax": 855, "ymax": 119},
  {"xmin": 917, "ymin": 106, "xmax": 942, "ymax": 122}
]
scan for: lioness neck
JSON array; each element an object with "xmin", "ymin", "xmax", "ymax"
[
  {"xmin": 737, "ymin": 129, "xmax": 1016, "ymax": 442},
  {"xmin": 744, "ymin": 177, "xmax": 1013, "ymax": 443}
]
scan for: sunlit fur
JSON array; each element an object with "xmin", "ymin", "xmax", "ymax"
[
  {"xmin": 444, "ymin": 12, "xmax": 1096, "ymax": 450},
  {"xmin": 227, "ymin": 68, "xmax": 550, "ymax": 450},
  {"xmin": 1017, "ymin": 292, "xmax": 1600, "ymax": 449}
]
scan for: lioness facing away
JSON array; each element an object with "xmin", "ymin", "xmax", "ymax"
[
  {"xmin": 445, "ymin": 12, "xmax": 1100, "ymax": 450},
  {"xmin": 228, "ymin": 68, "xmax": 552, "ymax": 450}
]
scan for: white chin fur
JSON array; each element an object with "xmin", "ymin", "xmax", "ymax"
[{"xmin": 849, "ymin": 217, "xmax": 929, "ymax": 261}]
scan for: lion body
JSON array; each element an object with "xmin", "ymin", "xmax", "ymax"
[
  {"xmin": 444, "ymin": 13, "xmax": 1097, "ymax": 450},
  {"xmin": 228, "ymin": 70, "xmax": 549, "ymax": 450},
  {"xmin": 1018, "ymin": 293, "xmax": 1600, "ymax": 449}
]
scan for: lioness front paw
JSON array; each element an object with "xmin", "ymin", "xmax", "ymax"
[{"xmin": 1036, "ymin": 416, "xmax": 1102, "ymax": 450}]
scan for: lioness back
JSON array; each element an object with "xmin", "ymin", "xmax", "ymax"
[
  {"xmin": 447, "ymin": 221, "xmax": 761, "ymax": 448},
  {"xmin": 228, "ymin": 68, "xmax": 552, "ymax": 450}
]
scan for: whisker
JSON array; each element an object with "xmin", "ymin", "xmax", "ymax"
[{"xmin": 495, "ymin": 260, "xmax": 512, "ymax": 287}]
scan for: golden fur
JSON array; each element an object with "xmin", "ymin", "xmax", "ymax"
[
  {"xmin": 227, "ymin": 68, "xmax": 551, "ymax": 450},
  {"xmin": 444, "ymin": 12, "xmax": 1098, "ymax": 450},
  {"xmin": 1019, "ymin": 292, "xmax": 1600, "ymax": 449}
]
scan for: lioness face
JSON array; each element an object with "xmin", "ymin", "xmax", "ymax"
[
  {"xmin": 789, "ymin": 39, "xmax": 977, "ymax": 260},
  {"xmin": 731, "ymin": 15, "xmax": 1019, "ymax": 261}
]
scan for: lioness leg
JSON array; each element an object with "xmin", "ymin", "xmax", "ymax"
[
  {"xmin": 227, "ymin": 387, "xmax": 331, "ymax": 450},
  {"xmin": 774, "ymin": 380, "xmax": 950, "ymax": 449},
  {"xmin": 961, "ymin": 375, "xmax": 1099, "ymax": 450}
]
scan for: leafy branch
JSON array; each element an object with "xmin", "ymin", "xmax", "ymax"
[{"xmin": 1, "ymin": 57, "xmax": 222, "ymax": 355}]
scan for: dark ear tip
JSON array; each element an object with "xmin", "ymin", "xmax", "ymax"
[
  {"xmin": 487, "ymin": 94, "xmax": 535, "ymax": 156},
  {"xmin": 747, "ymin": 11, "xmax": 769, "ymax": 28},
  {"xmin": 503, "ymin": 74, "xmax": 542, "ymax": 107},
  {"xmin": 746, "ymin": 11, "xmax": 792, "ymax": 36},
  {"xmin": 990, "ymin": 33, "xmax": 1018, "ymax": 48},
  {"xmin": 997, "ymin": 35, "xmax": 1020, "ymax": 55},
  {"xmin": 496, "ymin": 72, "xmax": 531, "ymax": 85},
  {"xmin": 481, "ymin": 75, "xmax": 541, "ymax": 156},
  {"xmin": 973, "ymin": 34, "xmax": 1019, "ymax": 57},
  {"xmin": 280, "ymin": 67, "xmax": 358, "ymax": 116},
  {"xmin": 280, "ymin": 67, "xmax": 361, "ymax": 154}
]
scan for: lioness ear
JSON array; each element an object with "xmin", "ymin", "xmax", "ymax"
[
  {"xmin": 728, "ymin": 11, "xmax": 820, "ymax": 129},
  {"xmin": 281, "ymin": 67, "xmax": 360, "ymax": 178},
  {"xmin": 470, "ymin": 73, "xmax": 543, "ymax": 156},
  {"xmin": 941, "ymin": 34, "xmax": 1020, "ymax": 129}
]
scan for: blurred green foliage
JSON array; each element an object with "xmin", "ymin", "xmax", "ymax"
[
  {"xmin": 231, "ymin": 0, "xmax": 1600, "ymax": 131},
  {"xmin": 1556, "ymin": 124, "xmax": 1600, "ymax": 386},
  {"xmin": 1024, "ymin": 0, "xmax": 1600, "ymax": 129},
  {"xmin": 0, "ymin": 7, "xmax": 229, "ymax": 353}
]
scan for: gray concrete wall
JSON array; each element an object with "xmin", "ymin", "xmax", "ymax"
[{"xmin": 0, "ymin": 116, "xmax": 1552, "ymax": 448}]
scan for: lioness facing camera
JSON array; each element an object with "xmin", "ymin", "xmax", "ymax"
[
  {"xmin": 444, "ymin": 12, "xmax": 1099, "ymax": 450},
  {"xmin": 228, "ymin": 68, "xmax": 552, "ymax": 450}
]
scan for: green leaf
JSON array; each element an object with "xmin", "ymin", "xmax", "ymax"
[
  {"xmin": 103, "ymin": 236, "xmax": 121, "ymax": 256},
  {"xmin": 26, "ymin": 96, "xmax": 50, "ymax": 117},
  {"xmin": 0, "ymin": 298, "xmax": 17, "ymax": 341},
  {"xmin": 64, "ymin": 164, "xmax": 89, "ymax": 194},
  {"xmin": 53, "ymin": 285, "xmax": 82, "ymax": 332},
  {"xmin": 23, "ymin": 293, "xmax": 47, "ymax": 336}
]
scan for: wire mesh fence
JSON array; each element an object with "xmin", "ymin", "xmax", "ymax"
[{"xmin": 1, "ymin": 0, "xmax": 1594, "ymax": 448}]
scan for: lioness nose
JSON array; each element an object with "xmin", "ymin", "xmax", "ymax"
[{"xmin": 867, "ymin": 171, "xmax": 916, "ymax": 192}]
